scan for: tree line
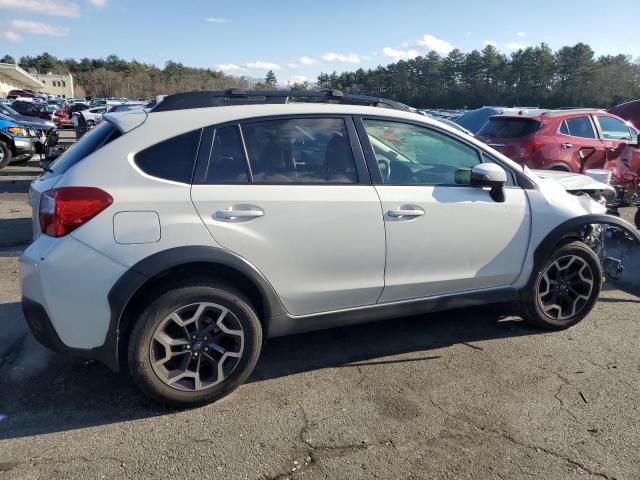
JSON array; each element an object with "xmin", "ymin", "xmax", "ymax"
[
  {"xmin": 317, "ymin": 43, "xmax": 640, "ymax": 109},
  {"xmin": 2, "ymin": 42, "xmax": 640, "ymax": 108}
]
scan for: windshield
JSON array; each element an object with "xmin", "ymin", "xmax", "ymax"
[
  {"xmin": 0, "ymin": 104, "xmax": 20, "ymax": 116},
  {"xmin": 45, "ymin": 121, "xmax": 121, "ymax": 178},
  {"xmin": 477, "ymin": 117, "xmax": 542, "ymax": 138}
]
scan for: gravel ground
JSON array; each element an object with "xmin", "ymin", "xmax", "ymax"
[{"xmin": 0, "ymin": 144, "xmax": 639, "ymax": 480}]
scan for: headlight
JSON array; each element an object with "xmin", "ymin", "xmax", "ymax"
[{"xmin": 5, "ymin": 126, "xmax": 27, "ymax": 137}]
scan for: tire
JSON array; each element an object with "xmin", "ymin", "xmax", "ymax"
[
  {"xmin": 520, "ymin": 241, "xmax": 602, "ymax": 330},
  {"xmin": 128, "ymin": 279, "xmax": 263, "ymax": 407},
  {"xmin": 635, "ymin": 208, "xmax": 640, "ymax": 230},
  {"xmin": 0, "ymin": 142, "xmax": 12, "ymax": 169}
]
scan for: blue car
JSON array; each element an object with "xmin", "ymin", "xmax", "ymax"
[{"xmin": 0, "ymin": 113, "xmax": 35, "ymax": 169}]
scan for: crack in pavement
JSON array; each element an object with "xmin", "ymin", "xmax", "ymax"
[{"xmin": 427, "ymin": 395, "xmax": 612, "ymax": 479}]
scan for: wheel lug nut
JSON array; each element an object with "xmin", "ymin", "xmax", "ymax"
[
  {"xmin": 194, "ymin": 352, "xmax": 199, "ymax": 357},
  {"xmin": 204, "ymin": 347, "xmax": 208, "ymax": 352}
]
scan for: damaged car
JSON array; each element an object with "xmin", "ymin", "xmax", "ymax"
[{"xmin": 20, "ymin": 90, "xmax": 640, "ymax": 407}]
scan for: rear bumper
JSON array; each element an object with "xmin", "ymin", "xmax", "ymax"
[
  {"xmin": 19, "ymin": 235, "xmax": 128, "ymax": 370},
  {"xmin": 22, "ymin": 296, "xmax": 119, "ymax": 370}
]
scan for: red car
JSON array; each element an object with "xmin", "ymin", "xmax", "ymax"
[{"xmin": 476, "ymin": 109, "xmax": 640, "ymax": 222}]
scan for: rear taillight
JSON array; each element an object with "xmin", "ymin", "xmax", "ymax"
[
  {"xmin": 517, "ymin": 139, "xmax": 544, "ymax": 159},
  {"xmin": 39, "ymin": 187, "xmax": 112, "ymax": 237}
]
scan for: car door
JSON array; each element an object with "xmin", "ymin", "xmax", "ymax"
[
  {"xmin": 191, "ymin": 116, "xmax": 386, "ymax": 316},
  {"xmin": 557, "ymin": 116, "xmax": 606, "ymax": 172},
  {"xmin": 356, "ymin": 117, "xmax": 531, "ymax": 303},
  {"xmin": 593, "ymin": 115, "xmax": 635, "ymax": 173}
]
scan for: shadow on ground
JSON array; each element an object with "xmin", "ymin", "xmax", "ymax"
[
  {"xmin": 0, "ymin": 302, "xmax": 542, "ymax": 441},
  {"xmin": 0, "ymin": 218, "xmax": 32, "ymax": 248}
]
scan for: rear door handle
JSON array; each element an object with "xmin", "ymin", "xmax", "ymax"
[
  {"xmin": 560, "ymin": 143, "xmax": 573, "ymax": 149},
  {"xmin": 216, "ymin": 208, "xmax": 264, "ymax": 219},
  {"xmin": 388, "ymin": 208, "xmax": 425, "ymax": 217}
]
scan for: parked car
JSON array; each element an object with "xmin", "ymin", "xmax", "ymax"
[
  {"xmin": 53, "ymin": 103, "xmax": 89, "ymax": 129},
  {"xmin": 475, "ymin": 109, "xmax": 640, "ymax": 225},
  {"xmin": 609, "ymin": 99, "xmax": 640, "ymax": 130},
  {"xmin": 7, "ymin": 89, "xmax": 36, "ymax": 99},
  {"xmin": 11, "ymin": 100, "xmax": 54, "ymax": 120},
  {"xmin": 21, "ymin": 89, "xmax": 639, "ymax": 407},
  {"xmin": 0, "ymin": 113, "xmax": 34, "ymax": 168},
  {"xmin": 456, "ymin": 106, "xmax": 544, "ymax": 134},
  {"xmin": 0, "ymin": 102, "xmax": 58, "ymax": 154},
  {"xmin": 81, "ymin": 106, "xmax": 107, "ymax": 126}
]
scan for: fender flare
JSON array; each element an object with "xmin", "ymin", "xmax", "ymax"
[
  {"xmin": 0, "ymin": 132, "xmax": 15, "ymax": 152},
  {"xmin": 521, "ymin": 214, "xmax": 640, "ymax": 302},
  {"xmin": 102, "ymin": 246, "xmax": 287, "ymax": 371}
]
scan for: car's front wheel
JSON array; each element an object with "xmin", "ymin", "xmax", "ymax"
[
  {"xmin": 128, "ymin": 280, "xmax": 263, "ymax": 407},
  {"xmin": 521, "ymin": 241, "xmax": 602, "ymax": 330},
  {"xmin": 0, "ymin": 142, "xmax": 12, "ymax": 169}
]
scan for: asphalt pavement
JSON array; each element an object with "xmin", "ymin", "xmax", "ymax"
[{"xmin": 0, "ymin": 142, "xmax": 639, "ymax": 480}]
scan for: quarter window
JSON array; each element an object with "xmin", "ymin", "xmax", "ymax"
[
  {"xmin": 362, "ymin": 119, "xmax": 482, "ymax": 186},
  {"xmin": 134, "ymin": 129, "xmax": 201, "ymax": 183},
  {"xmin": 597, "ymin": 116, "xmax": 632, "ymax": 141},
  {"xmin": 205, "ymin": 125, "xmax": 249, "ymax": 184},
  {"xmin": 242, "ymin": 118, "xmax": 357, "ymax": 183},
  {"xmin": 564, "ymin": 117, "xmax": 596, "ymax": 139}
]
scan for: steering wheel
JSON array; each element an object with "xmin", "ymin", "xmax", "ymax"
[{"xmin": 376, "ymin": 155, "xmax": 391, "ymax": 182}]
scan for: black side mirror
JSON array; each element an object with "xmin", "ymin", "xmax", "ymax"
[{"xmin": 470, "ymin": 164, "xmax": 507, "ymax": 202}]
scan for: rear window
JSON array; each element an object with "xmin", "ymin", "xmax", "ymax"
[
  {"xmin": 478, "ymin": 117, "xmax": 542, "ymax": 138},
  {"xmin": 134, "ymin": 129, "xmax": 202, "ymax": 183},
  {"xmin": 46, "ymin": 121, "xmax": 121, "ymax": 177}
]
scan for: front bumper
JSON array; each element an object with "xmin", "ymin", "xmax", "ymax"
[{"xmin": 12, "ymin": 137, "xmax": 34, "ymax": 159}]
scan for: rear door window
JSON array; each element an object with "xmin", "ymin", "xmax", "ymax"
[
  {"xmin": 204, "ymin": 125, "xmax": 250, "ymax": 184},
  {"xmin": 242, "ymin": 118, "xmax": 357, "ymax": 183},
  {"xmin": 46, "ymin": 121, "xmax": 121, "ymax": 178},
  {"xmin": 134, "ymin": 129, "xmax": 202, "ymax": 183},
  {"xmin": 477, "ymin": 118, "xmax": 541, "ymax": 138},
  {"xmin": 564, "ymin": 116, "xmax": 596, "ymax": 139}
]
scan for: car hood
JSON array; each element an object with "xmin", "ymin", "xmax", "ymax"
[
  {"xmin": 530, "ymin": 169, "xmax": 615, "ymax": 196},
  {"xmin": 11, "ymin": 113, "xmax": 55, "ymax": 130}
]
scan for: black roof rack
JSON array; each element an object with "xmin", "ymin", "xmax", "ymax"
[{"xmin": 152, "ymin": 89, "xmax": 411, "ymax": 113}]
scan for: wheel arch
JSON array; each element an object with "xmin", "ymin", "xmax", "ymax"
[
  {"xmin": 521, "ymin": 214, "xmax": 640, "ymax": 302},
  {"xmin": 106, "ymin": 246, "xmax": 286, "ymax": 371}
]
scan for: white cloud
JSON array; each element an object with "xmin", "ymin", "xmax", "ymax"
[
  {"xmin": 88, "ymin": 0, "xmax": 106, "ymax": 8},
  {"xmin": 245, "ymin": 61, "xmax": 281, "ymax": 70},
  {"xmin": 322, "ymin": 52, "xmax": 360, "ymax": 64},
  {"xmin": 205, "ymin": 17, "xmax": 230, "ymax": 23},
  {"xmin": 483, "ymin": 40, "xmax": 498, "ymax": 47},
  {"xmin": 288, "ymin": 75, "xmax": 307, "ymax": 83},
  {"xmin": 215, "ymin": 63, "xmax": 243, "ymax": 73},
  {"xmin": 506, "ymin": 42, "xmax": 527, "ymax": 50},
  {"xmin": 517, "ymin": 31, "xmax": 526, "ymax": 37},
  {"xmin": 0, "ymin": 0, "xmax": 79, "ymax": 17},
  {"xmin": 287, "ymin": 63, "xmax": 300, "ymax": 69},
  {"xmin": 10, "ymin": 20, "xmax": 69, "ymax": 37},
  {"xmin": 299, "ymin": 56, "xmax": 317, "ymax": 66},
  {"xmin": 382, "ymin": 47, "xmax": 420, "ymax": 61},
  {"xmin": 0, "ymin": 30, "xmax": 21, "ymax": 42},
  {"xmin": 415, "ymin": 34, "xmax": 454, "ymax": 54}
]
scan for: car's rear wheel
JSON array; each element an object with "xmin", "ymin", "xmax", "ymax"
[
  {"xmin": 521, "ymin": 241, "xmax": 601, "ymax": 330},
  {"xmin": 0, "ymin": 142, "xmax": 12, "ymax": 169},
  {"xmin": 128, "ymin": 280, "xmax": 262, "ymax": 407}
]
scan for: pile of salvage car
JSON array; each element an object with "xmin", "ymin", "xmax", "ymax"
[{"xmin": 454, "ymin": 100, "xmax": 640, "ymax": 229}]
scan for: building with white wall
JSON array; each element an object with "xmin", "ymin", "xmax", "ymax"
[
  {"xmin": 34, "ymin": 72, "xmax": 74, "ymax": 98},
  {"xmin": 0, "ymin": 63, "xmax": 44, "ymax": 97}
]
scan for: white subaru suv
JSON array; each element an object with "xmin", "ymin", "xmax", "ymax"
[{"xmin": 20, "ymin": 90, "xmax": 639, "ymax": 407}]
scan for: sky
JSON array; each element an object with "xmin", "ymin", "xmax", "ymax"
[{"xmin": 0, "ymin": 0, "xmax": 639, "ymax": 85}]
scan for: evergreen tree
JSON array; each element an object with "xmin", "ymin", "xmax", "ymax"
[{"xmin": 265, "ymin": 70, "xmax": 278, "ymax": 89}]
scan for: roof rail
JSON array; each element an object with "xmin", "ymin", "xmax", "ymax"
[
  {"xmin": 541, "ymin": 108, "xmax": 605, "ymax": 116},
  {"xmin": 151, "ymin": 89, "xmax": 411, "ymax": 113}
]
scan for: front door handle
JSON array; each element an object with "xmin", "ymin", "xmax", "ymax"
[
  {"xmin": 388, "ymin": 208, "xmax": 425, "ymax": 218},
  {"xmin": 216, "ymin": 208, "xmax": 264, "ymax": 220},
  {"xmin": 560, "ymin": 143, "xmax": 573, "ymax": 149}
]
